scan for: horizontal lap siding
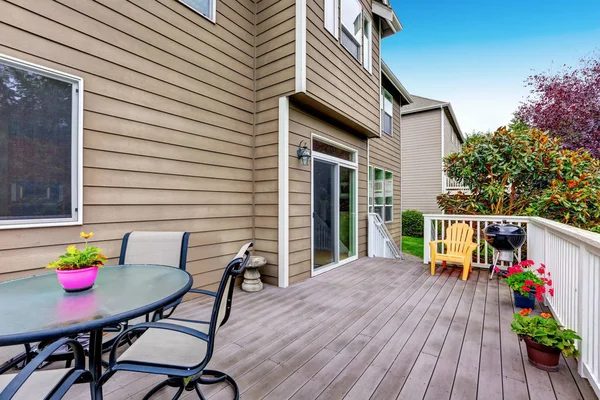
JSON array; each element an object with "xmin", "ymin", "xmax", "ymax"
[
  {"xmin": 368, "ymin": 94, "xmax": 402, "ymax": 245},
  {"xmin": 289, "ymin": 104, "xmax": 368, "ymax": 284},
  {"xmin": 443, "ymin": 110, "xmax": 461, "ymax": 157},
  {"xmin": 253, "ymin": 0, "xmax": 296, "ymax": 285},
  {"xmin": 401, "ymin": 110, "xmax": 442, "ymax": 213},
  {"xmin": 0, "ymin": 0, "xmax": 255, "ymax": 289},
  {"xmin": 305, "ymin": 0, "xmax": 380, "ymax": 135}
]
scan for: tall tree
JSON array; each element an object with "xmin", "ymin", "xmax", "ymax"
[{"xmin": 516, "ymin": 53, "xmax": 600, "ymax": 158}]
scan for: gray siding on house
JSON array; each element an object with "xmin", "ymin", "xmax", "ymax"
[
  {"xmin": 289, "ymin": 103, "xmax": 368, "ymax": 284},
  {"xmin": 305, "ymin": 0, "xmax": 381, "ymax": 136},
  {"xmin": 253, "ymin": 0, "xmax": 296, "ymax": 286},
  {"xmin": 443, "ymin": 109, "xmax": 461, "ymax": 158},
  {"xmin": 401, "ymin": 109, "xmax": 443, "ymax": 213},
  {"xmin": 368, "ymin": 92, "xmax": 402, "ymax": 245},
  {"xmin": 0, "ymin": 0, "xmax": 255, "ymax": 289}
]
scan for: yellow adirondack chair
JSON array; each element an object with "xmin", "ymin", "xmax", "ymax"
[{"xmin": 429, "ymin": 223, "xmax": 477, "ymax": 281}]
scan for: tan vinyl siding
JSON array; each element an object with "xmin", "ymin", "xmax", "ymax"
[
  {"xmin": 401, "ymin": 109, "xmax": 443, "ymax": 213},
  {"xmin": 368, "ymin": 94, "xmax": 401, "ymax": 245},
  {"xmin": 443, "ymin": 110, "xmax": 462, "ymax": 157},
  {"xmin": 253, "ymin": 0, "xmax": 296, "ymax": 286},
  {"xmin": 289, "ymin": 103, "xmax": 368, "ymax": 282},
  {"xmin": 0, "ymin": 0, "xmax": 254, "ymax": 288},
  {"xmin": 305, "ymin": 0, "xmax": 381, "ymax": 135}
]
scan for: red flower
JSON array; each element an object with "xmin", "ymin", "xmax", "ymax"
[
  {"xmin": 547, "ymin": 280, "xmax": 553, "ymax": 286},
  {"xmin": 548, "ymin": 271, "xmax": 551, "ymax": 276},
  {"xmin": 549, "ymin": 288, "xmax": 555, "ymax": 296},
  {"xmin": 535, "ymin": 293, "xmax": 543, "ymax": 302},
  {"xmin": 524, "ymin": 279, "xmax": 535, "ymax": 286},
  {"xmin": 540, "ymin": 263, "xmax": 546, "ymax": 268},
  {"xmin": 522, "ymin": 286, "xmax": 531, "ymax": 292},
  {"xmin": 537, "ymin": 267, "xmax": 546, "ymax": 275},
  {"xmin": 493, "ymin": 266, "xmax": 500, "ymax": 273}
]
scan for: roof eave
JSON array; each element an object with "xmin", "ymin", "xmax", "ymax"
[
  {"xmin": 444, "ymin": 104, "xmax": 466, "ymax": 142},
  {"xmin": 373, "ymin": 1, "xmax": 403, "ymax": 38},
  {"xmin": 381, "ymin": 61, "xmax": 413, "ymax": 105}
]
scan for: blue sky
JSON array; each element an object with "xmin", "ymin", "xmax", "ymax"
[{"xmin": 384, "ymin": 0, "xmax": 600, "ymax": 134}]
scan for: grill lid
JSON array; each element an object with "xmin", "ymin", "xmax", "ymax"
[{"xmin": 484, "ymin": 220, "xmax": 526, "ymax": 251}]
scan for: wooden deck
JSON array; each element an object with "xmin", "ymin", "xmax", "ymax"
[{"xmin": 56, "ymin": 257, "xmax": 596, "ymax": 399}]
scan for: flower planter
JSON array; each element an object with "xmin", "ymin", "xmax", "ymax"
[
  {"xmin": 523, "ymin": 336, "xmax": 561, "ymax": 371},
  {"xmin": 56, "ymin": 267, "xmax": 99, "ymax": 292},
  {"xmin": 513, "ymin": 289, "xmax": 536, "ymax": 309}
]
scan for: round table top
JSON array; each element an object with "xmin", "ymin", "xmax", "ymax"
[{"xmin": 0, "ymin": 265, "xmax": 193, "ymax": 346}]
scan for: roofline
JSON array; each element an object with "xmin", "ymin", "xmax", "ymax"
[
  {"xmin": 402, "ymin": 102, "xmax": 466, "ymax": 142},
  {"xmin": 381, "ymin": 61, "xmax": 413, "ymax": 105},
  {"xmin": 373, "ymin": 1, "xmax": 403, "ymax": 36}
]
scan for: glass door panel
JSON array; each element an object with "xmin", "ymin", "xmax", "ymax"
[
  {"xmin": 313, "ymin": 160, "xmax": 336, "ymax": 269},
  {"xmin": 339, "ymin": 166, "xmax": 356, "ymax": 261}
]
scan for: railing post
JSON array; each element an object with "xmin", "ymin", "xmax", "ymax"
[
  {"xmin": 423, "ymin": 215, "xmax": 432, "ymax": 263},
  {"xmin": 578, "ymin": 245, "xmax": 588, "ymax": 377}
]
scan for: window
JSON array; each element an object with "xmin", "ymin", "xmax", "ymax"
[
  {"xmin": 0, "ymin": 55, "xmax": 82, "ymax": 228},
  {"xmin": 178, "ymin": 0, "xmax": 216, "ymax": 22},
  {"xmin": 368, "ymin": 166, "xmax": 393, "ymax": 222},
  {"xmin": 341, "ymin": 0, "xmax": 362, "ymax": 62},
  {"xmin": 382, "ymin": 90, "xmax": 393, "ymax": 135},
  {"xmin": 324, "ymin": 0, "xmax": 339, "ymax": 39},
  {"xmin": 363, "ymin": 16, "xmax": 372, "ymax": 73}
]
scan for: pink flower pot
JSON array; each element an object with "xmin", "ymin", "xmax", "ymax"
[{"xmin": 56, "ymin": 267, "xmax": 99, "ymax": 292}]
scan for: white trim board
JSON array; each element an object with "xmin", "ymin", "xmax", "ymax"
[
  {"xmin": 278, "ymin": 97, "xmax": 290, "ymax": 288},
  {"xmin": 295, "ymin": 0, "xmax": 307, "ymax": 93}
]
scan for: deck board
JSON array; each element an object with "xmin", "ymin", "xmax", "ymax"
[{"xmin": 10, "ymin": 257, "xmax": 592, "ymax": 400}]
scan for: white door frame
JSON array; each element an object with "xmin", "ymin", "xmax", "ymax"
[{"xmin": 310, "ymin": 134, "xmax": 359, "ymax": 277}]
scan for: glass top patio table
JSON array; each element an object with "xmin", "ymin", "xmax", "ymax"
[{"xmin": 0, "ymin": 265, "xmax": 193, "ymax": 346}]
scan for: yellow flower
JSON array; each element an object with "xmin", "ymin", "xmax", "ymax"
[{"xmin": 80, "ymin": 232, "xmax": 94, "ymax": 239}]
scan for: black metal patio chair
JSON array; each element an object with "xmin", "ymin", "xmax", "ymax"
[
  {"xmin": 98, "ymin": 242, "xmax": 253, "ymax": 400},
  {"xmin": 0, "ymin": 338, "xmax": 92, "ymax": 399}
]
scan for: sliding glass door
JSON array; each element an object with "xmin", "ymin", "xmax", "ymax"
[{"xmin": 339, "ymin": 166, "xmax": 356, "ymax": 262}]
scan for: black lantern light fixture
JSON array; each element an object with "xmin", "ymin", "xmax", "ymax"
[{"xmin": 297, "ymin": 140, "xmax": 311, "ymax": 166}]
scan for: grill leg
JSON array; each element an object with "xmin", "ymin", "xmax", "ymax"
[{"xmin": 489, "ymin": 251, "xmax": 501, "ymax": 280}]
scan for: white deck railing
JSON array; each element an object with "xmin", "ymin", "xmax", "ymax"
[
  {"xmin": 368, "ymin": 213, "xmax": 402, "ymax": 259},
  {"xmin": 423, "ymin": 214, "xmax": 600, "ymax": 397},
  {"xmin": 443, "ymin": 175, "xmax": 469, "ymax": 192}
]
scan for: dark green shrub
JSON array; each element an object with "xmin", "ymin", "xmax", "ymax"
[{"xmin": 402, "ymin": 210, "xmax": 424, "ymax": 237}]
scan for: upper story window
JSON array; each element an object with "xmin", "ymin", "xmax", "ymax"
[
  {"xmin": 325, "ymin": 0, "xmax": 373, "ymax": 73},
  {"xmin": 177, "ymin": 0, "xmax": 216, "ymax": 23},
  {"xmin": 0, "ymin": 55, "xmax": 82, "ymax": 229},
  {"xmin": 341, "ymin": 0, "xmax": 363, "ymax": 62},
  {"xmin": 324, "ymin": 0, "xmax": 339, "ymax": 39},
  {"xmin": 382, "ymin": 90, "xmax": 393, "ymax": 135}
]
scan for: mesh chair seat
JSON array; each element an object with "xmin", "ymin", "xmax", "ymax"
[
  {"xmin": 0, "ymin": 369, "xmax": 71, "ymax": 400},
  {"xmin": 118, "ymin": 320, "xmax": 209, "ymax": 368}
]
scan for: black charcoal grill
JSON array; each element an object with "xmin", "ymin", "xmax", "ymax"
[{"xmin": 484, "ymin": 220, "xmax": 526, "ymax": 279}]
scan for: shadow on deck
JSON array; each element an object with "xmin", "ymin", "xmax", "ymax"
[{"xmin": 64, "ymin": 257, "xmax": 596, "ymax": 400}]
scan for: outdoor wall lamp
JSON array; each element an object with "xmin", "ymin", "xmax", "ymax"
[{"xmin": 297, "ymin": 140, "xmax": 311, "ymax": 166}]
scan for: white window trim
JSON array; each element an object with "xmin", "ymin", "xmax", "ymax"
[
  {"xmin": 340, "ymin": 0, "xmax": 363, "ymax": 64},
  {"xmin": 363, "ymin": 14, "xmax": 373, "ymax": 74},
  {"xmin": 177, "ymin": 0, "xmax": 217, "ymax": 24},
  {"xmin": 323, "ymin": 0, "xmax": 339, "ymax": 39},
  {"xmin": 382, "ymin": 89, "xmax": 393, "ymax": 136},
  {"xmin": 369, "ymin": 165, "xmax": 393, "ymax": 223},
  {"xmin": 0, "ymin": 53, "xmax": 83, "ymax": 230}
]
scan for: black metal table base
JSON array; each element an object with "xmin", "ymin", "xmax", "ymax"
[{"xmin": 143, "ymin": 370, "xmax": 239, "ymax": 400}]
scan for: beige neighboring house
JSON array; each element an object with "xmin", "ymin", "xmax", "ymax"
[
  {"xmin": 400, "ymin": 95, "xmax": 466, "ymax": 214},
  {"xmin": 0, "ymin": 0, "xmax": 412, "ymax": 288}
]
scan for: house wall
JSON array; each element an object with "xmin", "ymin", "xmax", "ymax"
[
  {"xmin": 0, "ymin": 0, "xmax": 256, "ymax": 289},
  {"xmin": 401, "ymin": 109, "xmax": 442, "ymax": 213},
  {"xmin": 305, "ymin": 0, "xmax": 381, "ymax": 136},
  {"xmin": 288, "ymin": 103, "xmax": 368, "ymax": 284},
  {"xmin": 368, "ymin": 88, "xmax": 402, "ymax": 245},
  {"xmin": 253, "ymin": 0, "xmax": 296, "ymax": 286},
  {"xmin": 443, "ymin": 109, "xmax": 461, "ymax": 157}
]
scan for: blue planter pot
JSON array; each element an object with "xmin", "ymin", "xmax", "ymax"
[{"xmin": 514, "ymin": 290, "xmax": 536, "ymax": 309}]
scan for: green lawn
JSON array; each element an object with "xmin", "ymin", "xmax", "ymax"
[{"xmin": 402, "ymin": 236, "xmax": 424, "ymax": 258}]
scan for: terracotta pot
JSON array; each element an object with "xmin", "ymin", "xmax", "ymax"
[
  {"xmin": 56, "ymin": 267, "xmax": 99, "ymax": 292},
  {"xmin": 523, "ymin": 336, "xmax": 561, "ymax": 371}
]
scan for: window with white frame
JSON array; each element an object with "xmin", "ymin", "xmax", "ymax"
[
  {"xmin": 178, "ymin": 0, "xmax": 216, "ymax": 22},
  {"xmin": 363, "ymin": 15, "xmax": 372, "ymax": 73},
  {"xmin": 0, "ymin": 55, "xmax": 82, "ymax": 227},
  {"xmin": 382, "ymin": 90, "xmax": 393, "ymax": 135},
  {"xmin": 368, "ymin": 166, "xmax": 393, "ymax": 222},
  {"xmin": 341, "ymin": 0, "xmax": 363, "ymax": 62},
  {"xmin": 324, "ymin": 0, "xmax": 339, "ymax": 39}
]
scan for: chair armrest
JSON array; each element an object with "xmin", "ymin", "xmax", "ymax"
[
  {"xmin": 464, "ymin": 243, "xmax": 478, "ymax": 255},
  {"xmin": 1, "ymin": 338, "xmax": 86, "ymax": 400},
  {"xmin": 107, "ymin": 322, "xmax": 210, "ymax": 367},
  {"xmin": 189, "ymin": 288, "xmax": 216, "ymax": 297},
  {"xmin": 428, "ymin": 240, "xmax": 446, "ymax": 247}
]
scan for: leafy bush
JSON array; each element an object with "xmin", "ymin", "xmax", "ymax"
[
  {"xmin": 438, "ymin": 125, "xmax": 600, "ymax": 232},
  {"xmin": 511, "ymin": 310, "xmax": 581, "ymax": 357},
  {"xmin": 402, "ymin": 210, "xmax": 424, "ymax": 237}
]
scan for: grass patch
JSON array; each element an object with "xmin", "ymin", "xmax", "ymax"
[{"xmin": 402, "ymin": 236, "xmax": 424, "ymax": 258}]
